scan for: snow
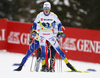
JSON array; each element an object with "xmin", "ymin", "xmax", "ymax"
[{"xmin": 0, "ymin": 50, "xmax": 100, "ymax": 78}]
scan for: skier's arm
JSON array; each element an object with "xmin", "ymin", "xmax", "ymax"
[
  {"xmin": 57, "ymin": 24, "xmax": 66, "ymax": 38},
  {"xmin": 32, "ymin": 22, "xmax": 37, "ymax": 33},
  {"xmin": 32, "ymin": 13, "xmax": 40, "ymax": 32},
  {"xmin": 58, "ymin": 23, "xmax": 63, "ymax": 33},
  {"xmin": 29, "ymin": 27, "xmax": 33, "ymax": 44},
  {"xmin": 53, "ymin": 14, "xmax": 65, "ymax": 37},
  {"xmin": 29, "ymin": 25, "xmax": 37, "ymax": 44}
]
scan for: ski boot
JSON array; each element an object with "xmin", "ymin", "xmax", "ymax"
[
  {"xmin": 14, "ymin": 64, "xmax": 23, "ymax": 71},
  {"xmin": 41, "ymin": 64, "xmax": 48, "ymax": 72},
  {"xmin": 66, "ymin": 62, "xmax": 77, "ymax": 71},
  {"xmin": 50, "ymin": 57, "xmax": 55, "ymax": 72},
  {"xmin": 50, "ymin": 66, "xmax": 55, "ymax": 72}
]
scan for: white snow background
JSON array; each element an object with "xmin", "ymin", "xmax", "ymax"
[{"xmin": 0, "ymin": 50, "xmax": 100, "ymax": 78}]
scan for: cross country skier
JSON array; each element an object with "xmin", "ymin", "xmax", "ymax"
[
  {"xmin": 13, "ymin": 24, "xmax": 56, "ymax": 72},
  {"xmin": 13, "ymin": 26, "xmax": 56, "ymax": 71},
  {"xmin": 35, "ymin": 23, "xmax": 66, "ymax": 72},
  {"xmin": 33, "ymin": 2, "xmax": 77, "ymax": 72}
]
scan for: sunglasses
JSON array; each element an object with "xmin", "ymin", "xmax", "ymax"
[{"xmin": 44, "ymin": 7, "xmax": 50, "ymax": 10}]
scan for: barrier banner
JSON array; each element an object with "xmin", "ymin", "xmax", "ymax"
[
  {"xmin": 7, "ymin": 21, "xmax": 32, "ymax": 54},
  {"xmin": 60, "ymin": 27, "xmax": 100, "ymax": 63},
  {"xmin": 0, "ymin": 19, "xmax": 100, "ymax": 63},
  {"xmin": 0, "ymin": 19, "xmax": 7, "ymax": 50}
]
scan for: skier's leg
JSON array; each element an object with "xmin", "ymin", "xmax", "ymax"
[
  {"xmin": 50, "ymin": 46, "xmax": 56, "ymax": 72},
  {"xmin": 14, "ymin": 40, "xmax": 39, "ymax": 71},
  {"xmin": 21, "ymin": 40, "xmax": 39, "ymax": 65},
  {"xmin": 35, "ymin": 48, "xmax": 41, "ymax": 72},
  {"xmin": 48, "ymin": 37, "xmax": 76, "ymax": 71},
  {"xmin": 45, "ymin": 41, "xmax": 50, "ymax": 70},
  {"xmin": 39, "ymin": 36, "xmax": 47, "ymax": 71}
]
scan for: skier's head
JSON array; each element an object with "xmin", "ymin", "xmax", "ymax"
[{"xmin": 43, "ymin": 2, "xmax": 51, "ymax": 15}]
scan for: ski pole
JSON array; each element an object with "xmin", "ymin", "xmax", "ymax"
[{"xmin": 30, "ymin": 39, "xmax": 35, "ymax": 72}]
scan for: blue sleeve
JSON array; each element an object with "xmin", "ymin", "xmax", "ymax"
[
  {"xmin": 58, "ymin": 23, "xmax": 61, "ymax": 31},
  {"xmin": 30, "ymin": 22, "xmax": 37, "ymax": 31}
]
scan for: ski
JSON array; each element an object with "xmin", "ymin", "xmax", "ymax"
[
  {"xmin": 13, "ymin": 63, "xmax": 20, "ymax": 66},
  {"xmin": 64, "ymin": 70, "xmax": 90, "ymax": 73}
]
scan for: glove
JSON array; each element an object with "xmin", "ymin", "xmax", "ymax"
[
  {"xmin": 57, "ymin": 32, "xmax": 66, "ymax": 38},
  {"xmin": 33, "ymin": 31, "xmax": 37, "ymax": 35},
  {"xmin": 61, "ymin": 32, "xmax": 66, "ymax": 38},
  {"xmin": 57, "ymin": 33, "xmax": 61, "ymax": 38},
  {"xmin": 29, "ymin": 38, "xmax": 33, "ymax": 44}
]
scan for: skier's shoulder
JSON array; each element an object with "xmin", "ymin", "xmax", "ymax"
[
  {"xmin": 50, "ymin": 12, "xmax": 58, "ymax": 17},
  {"xmin": 37, "ymin": 12, "xmax": 43, "ymax": 17},
  {"xmin": 38, "ymin": 12, "xmax": 43, "ymax": 16}
]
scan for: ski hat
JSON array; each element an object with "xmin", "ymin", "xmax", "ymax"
[{"xmin": 43, "ymin": 2, "xmax": 51, "ymax": 9}]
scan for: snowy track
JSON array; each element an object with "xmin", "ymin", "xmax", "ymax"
[{"xmin": 0, "ymin": 50, "xmax": 100, "ymax": 78}]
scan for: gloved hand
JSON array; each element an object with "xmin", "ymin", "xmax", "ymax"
[
  {"xmin": 29, "ymin": 38, "xmax": 33, "ymax": 44},
  {"xmin": 61, "ymin": 32, "xmax": 66, "ymax": 38},
  {"xmin": 33, "ymin": 31, "xmax": 37, "ymax": 35},
  {"xmin": 57, "ymin": 33, "xmax": 61, "ymax": 38},
  {"xmin": 57, "ymin": 32, "xmax": 66, "ymax": 38}
]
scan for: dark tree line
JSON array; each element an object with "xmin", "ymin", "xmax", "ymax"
[{"xmin": 0, "ymin": 0, "xmax": 100, "ymax": 30}]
